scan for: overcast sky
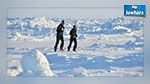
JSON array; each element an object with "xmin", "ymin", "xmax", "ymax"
[
  {"xmin": 6, "ymin": 0, "xmax": 146, "ymax": 18},
  {"xmin": 7, "ymin": 7, "xmax": 123, "ymax": 18}
]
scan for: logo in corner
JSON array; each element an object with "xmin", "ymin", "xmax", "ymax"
[
  {"xmin": 132, "ymin": 5, "xmax": 138, "ymax": 10},
  {"xmin": 124, "ymin": 5, "xmax": 146, "ymax": 17}
]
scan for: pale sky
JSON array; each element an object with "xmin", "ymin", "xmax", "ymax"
[{"xmin": 7, "ymin": 7, "xmax": 123, "ymax": 18}]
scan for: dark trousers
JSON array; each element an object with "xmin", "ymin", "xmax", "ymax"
[
  {"xmin": 54, "ymin": 35, "xmax": 64, "ymax": 52},
  {"xmin": 68, "ymin": 37, "xmax": 77, "ymax": 51}
]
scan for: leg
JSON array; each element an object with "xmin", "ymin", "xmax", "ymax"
[
  {"xmin": 60, "ymin": 36, "xmax": 64, "ymax": 50},
  {"xmin": 73, "ymin": 38, "xmax": 77, "ymax": 51},
  {"xmin": 68, "ymin": 38, "xmax": 73, "ymax": 51},
  {"xmin": 54, "ymin": 36, "xmax": 59, "ymax": 52}
]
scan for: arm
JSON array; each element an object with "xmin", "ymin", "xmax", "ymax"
[
  {"xmin": 69, "ymin": 29, "xmax": 73, "ymax": 35},
  {"xmin": 57, "ymin": 24, "xmax": 64, "ymax": 32}
]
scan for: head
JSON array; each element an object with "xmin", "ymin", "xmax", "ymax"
[
  {"xmin": 73, "ymin": 25, "xmax": 76, "ymax": 28},
  {"xmin": 61, "ymin": 20, "xmax": 65, "ymax": 25}
]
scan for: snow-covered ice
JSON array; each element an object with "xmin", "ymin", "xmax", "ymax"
[
  {"xmin": 8, "ymin": 49, "xmax": 54, "ymax": 76},
  {"xmin": 20, "ymin": 49, "xmax": 54, "ymax": 76},
  {"xmin": 7, "ymin": 17, "xmax": 144, "ymax": 77}
]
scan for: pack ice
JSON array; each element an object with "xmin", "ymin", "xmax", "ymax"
[{"xmin": 19, "ymin": 49, "xmax": 54, "ymax": 76}]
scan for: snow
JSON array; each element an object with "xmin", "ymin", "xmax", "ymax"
[
  {"xmin": 53, "ymin": 67, "xmax": 143, "ymax": 77},
  {"xmin": 7, "ymin": 66, "xmax": 23, "ymax": 76},
  {"xmin": 30, "ymin": 16, "xmax": 59, "ymax": 29},
  {"xmin": 78, "ymin": 34, "xmax": 86, "ymax": 40},
  {"xmin": 19, "ymin": 49, "xmax": 54, "ymax": 76},
  {"xmin": 7, "ymin": 17, "xmax": 144, "ymax": 77},
  {"xmin": 71, "ymin": 67, "xmax": 89, "ymax": 76},
  {"xmin": 113, "ymin": 26, "xmax": 131, "ymax": 33}
]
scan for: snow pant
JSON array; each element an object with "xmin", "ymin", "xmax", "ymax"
[
  {"xmin": 54, "ymin": 35, "xmax": 64, "ymax": 52},
  {"xmin": 68, "ymin": 37, "xmax": 77, "ymax": 51}
]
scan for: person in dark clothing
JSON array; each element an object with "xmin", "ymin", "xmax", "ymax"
[
  {"xmin": 68, "ymin": 25, "xmax": 78, "ymax": 52},
  {"xmin": 54, "ymin": 20, "xmax": 65, "ymax": 52}
]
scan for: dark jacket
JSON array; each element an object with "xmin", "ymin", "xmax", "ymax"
[
  {"xmin": 69, "ymin": 27, "xmax": 77, "ymax": 39},
  {"xmin": 57, "ymin": 24, "xmax": 64, "ymax": 36}
]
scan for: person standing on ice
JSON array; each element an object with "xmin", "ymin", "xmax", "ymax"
[
  {"xmin": 68, "ymin": 25, "xmax": 78, "ymax": 52},
  {"xmin": 54, "ymin": 20, "xmax": 65, "ymax": 52}
]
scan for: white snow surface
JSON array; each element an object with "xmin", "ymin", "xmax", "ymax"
[
  {"xmin": 30, "ymin": 16, "xmax": 59, "ymax": 28},
  {"xmin": 19, "ymin": 49, "xmax": 54, "ymax": 76},
  {"xmin": 7, "ymin": 17, "xmax": 144, "ymax": 77}
]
